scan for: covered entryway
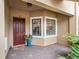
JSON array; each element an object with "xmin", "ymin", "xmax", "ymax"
[
  {"xmin": 5, "ymin": 0, "xmax": 72, "ymax": 58},
  {"xmin": 5, "ymin": 0, "xmax": 70, "ymax": 50},
  {"xmin": 13, "ymin": 17, "xmax": 25, "ymax": 45},
  {"xmin": 5, "ymin": 0, "xmax": 69, "ymax": 47}
]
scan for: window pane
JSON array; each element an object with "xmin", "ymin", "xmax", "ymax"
[
  {"xmin": 32, "ymin": 19, "xmax": 41, "ymax": 36},
  {"xmin": 46, "ymin": 19, "xmax": 56, "ymax": 35}
]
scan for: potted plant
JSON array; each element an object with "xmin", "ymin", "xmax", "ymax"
[{"xmin": 24, "ymin": 34, "xmax": 32, "ymax": 47}]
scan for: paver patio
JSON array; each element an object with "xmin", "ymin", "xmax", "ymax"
[{"xmin": 6, "ymin": 43, "xmax": 71, "ymax": 59}]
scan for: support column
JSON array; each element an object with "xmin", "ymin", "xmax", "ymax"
[
  {"xmin": 0, "ymin": 0, "xmax": 5, "ymax": 59},
  {"xmin": 69, "ymin": 2, "xmax": 76, "ymax": 35}
]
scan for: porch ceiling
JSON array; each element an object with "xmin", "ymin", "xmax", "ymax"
[
  {"xmin": 7, "ymin": 0, "xmax": 75, "ymax": 16},
  {"xmin": 22, "ymin": 0, "xmax": 75, "ymax": 16},
  {"xmin": 8, "ymin": 0, "xmax": 44, "ymax": 11}
]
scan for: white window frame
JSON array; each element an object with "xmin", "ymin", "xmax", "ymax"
[
  {"xmin": 30, "ymin": 16, "xmax": 43, "ymax": 38},
  {"xmin": 30, "ymin": 16, "xmax": 57, "ymax": 38},
  {"xmin": 44, "ymin": 16, "xmax": 57, "ymax": 38}
]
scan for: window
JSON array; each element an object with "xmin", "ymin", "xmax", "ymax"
[
  {"xmin": 30, "ymin": 17, "xmax": 43, "ymax": 38},
  {"xmin": 45, "ymin": 16, "xmax": 57, "ymax": 38},
  {"xmin": 30, "ymin": 16, "xmax": 57, "ymax": 38},
  {"xmin": 32, "ymin": 19, "xmax": 41, "ymax": 36},
  {"xmin": 46, "ymin": 19, "xmax": 56, "ymax": 35}
]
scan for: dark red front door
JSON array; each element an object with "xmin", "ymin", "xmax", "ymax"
[{"xmin": 13, "ymin": 17, "xmax": 25, "ymax": 45}]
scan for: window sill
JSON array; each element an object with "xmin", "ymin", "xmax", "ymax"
[
  {"xmin": 44, "ymin": 35, "xmax": 57, "ymax": 38},
  {"xmin": 33, "ymin": 36, "xmax": 43, "ymax": 38},
  {"xmin": 32, "ymin": 35, "xmax": 57, "ymax": 39}
]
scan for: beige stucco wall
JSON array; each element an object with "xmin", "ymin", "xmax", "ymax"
[
  {"xmin": 30, "ymin": 10, "xmax": 45, "ymax": 16},
  {"xmin": 44, "ymin": 37, "xmax": 57, "ymax": 46},
  {"xmin": 6, "ymin": 6, "xmax": 69, "ymax": 47},
  {"xmin": 57, "ymin": 13, "xmax": 69, "ymax": 46},
  {"xmin": 0, "ymin": 0, "xmax": 5, "ymax": 59},
  {"xmin": 9, "ymin": 9, "xmax": 57, "ymax": 46}
]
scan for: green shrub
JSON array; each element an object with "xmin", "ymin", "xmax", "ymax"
[{"xmin": 65, "ymin": 34, "xmax": 79, "ymax": 44}]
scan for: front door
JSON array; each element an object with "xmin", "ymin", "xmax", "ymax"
[{"xmin": 13, "ymin": 17, "xmax": 25, "ymax": 45}]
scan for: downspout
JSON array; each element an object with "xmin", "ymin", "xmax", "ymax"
[{"xmin": 75, "ymin": 2, "xmax": 79, "ymax": 35}]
